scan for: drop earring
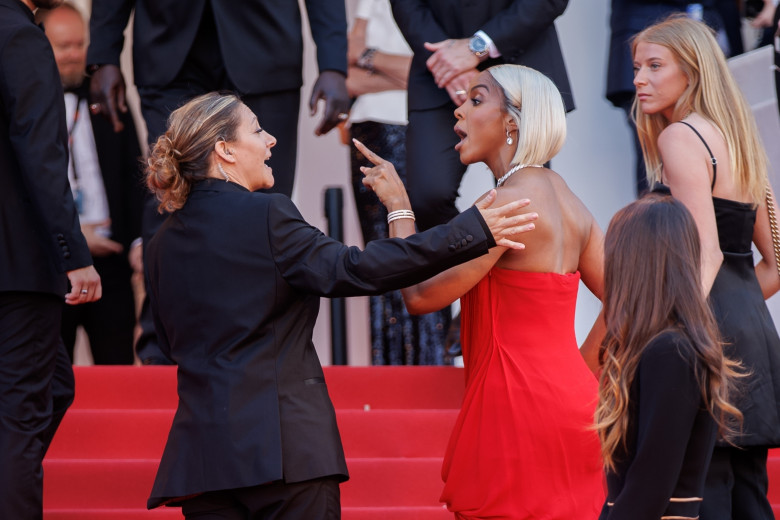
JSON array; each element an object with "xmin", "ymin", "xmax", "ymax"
[
  {"xmin": 217, "ymin": 163, "xmax": 230, "ymax": 182},
  {"xmin": 506, "ymin": 129, "xmax": 513, "ymax": 146}
]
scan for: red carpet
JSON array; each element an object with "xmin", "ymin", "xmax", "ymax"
[{"xmin": 43, "ymin": 366, "xmax": 780, "ymax": 519}]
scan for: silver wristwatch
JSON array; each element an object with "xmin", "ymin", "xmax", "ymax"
[{"xmin": 468, "ymin": 34, "xmax": 489, "ymax": 60}]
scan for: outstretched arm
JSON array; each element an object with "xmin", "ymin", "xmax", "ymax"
[{"xmin": 355, "ymin": 139, "xmax": 537, "ymax": 314}]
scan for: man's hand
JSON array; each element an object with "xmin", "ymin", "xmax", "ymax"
[
  {"xmin": 65, "ymin": 265, "xmax": 102, "ymax": 305},
  {"xmin": 89, "ymin": 64, "xmax": 127, "ymax": 133},
  {"xmin": 309, "ymin": 70, "xmax": 349, "ymax": 135},
  {"xmin": 445, "ymin": 69, "xmax": 479, "ymax": 106},
  {"xmin": 81, "ymin": 220, "xmax": 123, "ymax": 257},
  {"xmin": 424, "ymin": 38, "xmax": 480, "ymax": 88},
  {"xmin": 309, "ymin": 70, "xmax": 351, "ymax": 136}
]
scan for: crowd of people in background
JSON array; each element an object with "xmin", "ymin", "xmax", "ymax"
[{"xmin": 2, "ymin": 0, "xmax": 780, "ymax": 518}]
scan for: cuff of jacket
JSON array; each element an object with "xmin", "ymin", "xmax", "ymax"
[{"xmin": 464, "ymin": 205, "xmax": 497, "ymax": 249}]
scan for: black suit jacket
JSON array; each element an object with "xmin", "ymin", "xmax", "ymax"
[
  {"xmin": 87, "ymin": 0, "xmax": 347, "ymax": 94},
  {"xmin": 145, "ymin": 180, "xmax": 495, "ymax": 507},
  {"xmin": 390, "ymin": 0, "xmax": 574, "ymax": 112},
  {"xmin": 0, "ymin": 0, "xmax": 91, "ymax": 296},
  {"xmin": 78, "ymin": 86, "xmax": 144, "ymax": 252}
]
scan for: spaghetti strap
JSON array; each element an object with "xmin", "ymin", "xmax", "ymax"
[{"xmin": 678, "ymin": 121, "xmax": 718, "ymax": 191}]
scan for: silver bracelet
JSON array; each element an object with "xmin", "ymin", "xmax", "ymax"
[{"xmin": 387, "ymin": 209, "xmax": 416, "ymax": 224}]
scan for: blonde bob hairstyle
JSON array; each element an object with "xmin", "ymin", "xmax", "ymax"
[
  {"xmin": 146, "ymin": 92, "xmax": 243, "ymax": 213},
  {"xmin": 631, "ymin": 14, "xmax": 768, "ymax": 204},
  {"xmin": 487, "ymin": 64, "xmax": 567, "ymax": 167}
]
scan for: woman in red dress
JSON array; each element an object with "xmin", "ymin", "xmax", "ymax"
[{"xmin": 356, "ymin": 64, "xmax": 605, "ymax": 519}]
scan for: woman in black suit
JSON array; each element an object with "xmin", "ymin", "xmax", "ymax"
[
  {"xmin": 595, "ymin": 194, "xmax": 742, "ymax": 520},
  {"xmin": 142, "ymin": 92, "xmax": 535, "ymax": 519}
]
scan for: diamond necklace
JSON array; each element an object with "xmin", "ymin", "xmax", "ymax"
[{"xmin": 496, "ymin": 163, "xmax": 543, "ymax": 187}]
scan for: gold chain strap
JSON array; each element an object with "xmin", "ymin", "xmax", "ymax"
[{"xmin": 766, "ymin": 184, "xmax": 780, "ymax": 278}]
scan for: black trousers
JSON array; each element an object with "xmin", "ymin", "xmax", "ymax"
[
  {"xmin": 406, "ymin": 104, "xmax": 469, "ymax": 232},
  {"xmin": 700, "ymin": 446, "xmax": 774, "ymax": 520},
  {"xmin": 134, "ymin": 3, "xmax": 301, "ymax": 364},
  {"xmin": 0, "ymin": 292, "xmax": 75, "ymax": 520},
  {"xmin": 61, "ymin": 254, "xmax": 136, "ymax": 364},
  {"xmin": 181, "ymin": 477, "xmax": 341, "ymax": 520}
]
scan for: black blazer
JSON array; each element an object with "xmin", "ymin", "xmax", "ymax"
[
  {"xmin": 145, "ymin": 180, "xmax": 496, "ymax": 507},
  {"xmin": 600, "ymin": 331, "xmax": 718, "ymax": 520},
  {"xmin": 79, "ymin": 85, "xmax": 144, "ymax": 252},
  {"xmin": 390, "ymin": 0, "xmax": 574, "ymax": 112},
  {"xmin": 87, "ymin": 0, "xmax": 347, "ymax": 94},
  {"xmin": 0, "ymin": 0, "xmax": 91, "ymax": 296}
]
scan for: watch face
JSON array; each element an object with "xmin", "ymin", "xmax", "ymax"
[{"xmin": 469, "ymin": 36, "xmax": 488, "ymax": 55}]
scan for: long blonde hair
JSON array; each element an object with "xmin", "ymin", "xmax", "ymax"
[
  {"xmin": 632, "ymin": 14, "xmax": 768, "ymax": 204},
  {"xmin": 487, "ymin": 64, "xmax": 567, "ymax": 166},
  {"xmin": 595, "ymin": 194, "xmax": 742, "ymax": 471}
]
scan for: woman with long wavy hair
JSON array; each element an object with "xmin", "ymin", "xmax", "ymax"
[
  {"xmin": 632, "ymin": 14, "xmax": 780, "ymax": 518},
  {"xmin": 595, "ymin": 194, "xmax": 742, "ymax": 520}
]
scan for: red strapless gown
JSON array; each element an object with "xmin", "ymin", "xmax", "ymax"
[{"xmin": 441, "ymin": 268, "xmax": 604, "ymax": 519}]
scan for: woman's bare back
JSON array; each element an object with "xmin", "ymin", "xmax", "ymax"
[{"xmin": 493, "ymin": 167, "xmax": 597, "ymax": 275}]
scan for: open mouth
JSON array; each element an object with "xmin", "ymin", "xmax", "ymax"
[{"xmin": 454, "ymin": 126, "xmax": 467, "ymax": 151}]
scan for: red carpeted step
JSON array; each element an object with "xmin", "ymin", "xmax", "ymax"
[
  {"xmin": 47, "ymin": 408, "xmax": 457, "ymax": 459},
  {"xmin": 768, "ymin": 453, "xmax": 780, "ymax": 504},
  {"xmin": 342, "ymin": 506, "xmax": 453, "ymax": 519},
  {"xmin": 339, "ymin": 409, "xmax": 457, "ymax": 458},
  {"xmin": 45, "ymin": 507, "xmax": 453, "ymax": 520},
  {"xmin": 325, "ymin": 366, "xmax": 464, "ymax": 409},
  {"xmin": 44, "ymin": 459, "xmax": 158, "ymax": 509},
  {"xmin": 43, "ymin": 368, "xmax": 780, "ymax": 519},
  {"xmin": 71, "ymin": 367, "xmax": 178, "ymax": 410},
  {"xmin": 43, "ymin": 458, "xmax": 447, "ymax": 509},
  {"xmin": 47, "ymin": 410, "xmax": 172, "ymax": 459},
  {"xmin": 342, "ymin": 458, "xmax": 444, "ymax": 507},
  {"xmin": 45, "ymin": 509, "xmax": 183, "ymax": 519},
  {"xmin": 69, "ymin": 366, "xmax": 466, "ymax": 410},
  {"xmin": 44, "ymin": 457, "xmax": 445, "ymax": 509}
]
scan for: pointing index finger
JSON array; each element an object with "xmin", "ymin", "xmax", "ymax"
[{"xmin": 352, "ymin": 138, "xmax": 385, "ymax": 166}]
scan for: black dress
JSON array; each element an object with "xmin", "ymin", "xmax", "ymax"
[
  {"xmin": 708, "ymin": 194, "xmax": 780, "ymax": 446},
  {"xmin": 653, "ymin": 122, "xmax": 780, "ymax": 446},
  {"xmin": 653, "ymin": 120, "xmax": 780, "ymax": 518}
]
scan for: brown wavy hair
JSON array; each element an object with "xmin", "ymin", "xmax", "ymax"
[
  {"xmin": 146, "ymin": 92, "xmax": 243, "ymax": 212},
  {"xmin": 595, "ymin": 194, "xmax": 742, "ymax": 471}
]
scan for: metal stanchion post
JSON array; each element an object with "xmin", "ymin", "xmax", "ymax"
[{"xmin": 324, "ymin": 187, "xmax": 347, "ymax": 365}]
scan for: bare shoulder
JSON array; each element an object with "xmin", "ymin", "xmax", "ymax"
[
  {"xmin": 659, "ymin": 118, "xmax": 723, "ymax": 154},
  {"xmin": 658, "ymin": 122, "xmax": 699, "ymax": 150},
  {"xmin": 500, "ymin": 167, "xmax": 594, "ymax": 239}
]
